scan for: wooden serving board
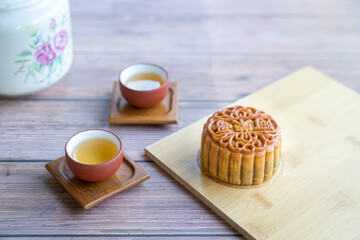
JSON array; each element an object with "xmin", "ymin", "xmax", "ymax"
[{"xmin": 145, "ymin": 67, "xmax": 360, "ymax": 240}]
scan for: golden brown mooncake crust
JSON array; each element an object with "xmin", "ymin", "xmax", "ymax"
[{"xmin": 200, "ymin": 106, "xmax": 282, "ymax": 186}]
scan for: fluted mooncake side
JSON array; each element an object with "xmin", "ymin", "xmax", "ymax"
[{"xmin": 200, "ymin": 106, "xmax": 282, "ymax": 186}]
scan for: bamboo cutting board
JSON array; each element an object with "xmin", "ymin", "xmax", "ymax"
[{"xmin": 145, "ymin": 67, "xmax": 360, "ymax": 240}]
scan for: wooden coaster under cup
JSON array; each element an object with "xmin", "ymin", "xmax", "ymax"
[
  {"xmin": 45, "ymin": 153, "xmax": 150, "ymax": 209},
  {"xmin": 109, "ymin": 81, "xmax": 178, "ymax": 124}
]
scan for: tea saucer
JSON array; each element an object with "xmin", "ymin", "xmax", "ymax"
[
  {"xmin": 45, "ymin": 153, "xmax": 150, "ymax": 209},
  {"xmin": 109, "ymin": 81, "xmax": 178, "ymax": 124}
]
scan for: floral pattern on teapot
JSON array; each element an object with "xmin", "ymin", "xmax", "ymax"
[{"xmin": 14, "ymin": 14, "xmax": 70, "ymax": 84}]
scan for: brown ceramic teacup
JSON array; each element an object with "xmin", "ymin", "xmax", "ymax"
[
  {"xmin": 119, "ymin": 63, "xmax": 169, "ymax": 108},
  {"xmin": 65, "ymin": 129, "xmax": 124, "ymax": 182}
]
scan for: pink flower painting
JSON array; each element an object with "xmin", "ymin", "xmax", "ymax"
[
  {"xmin": 14, "ymin": 15, "xmax": 71, "ymax": 84},
  {"xmin": 49, "ymin": 18, "xmax": 56, "ymax": 29},
  {"xmin": 53, "ymin": 30, "xmax": 68, "ymax": 53},
  {"xmin": 35, "ymin": 42, "xmax": 56, "ymax": 66}
]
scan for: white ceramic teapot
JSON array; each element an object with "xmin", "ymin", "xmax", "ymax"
[{"xmin": 0, "ymin": 0, "xmax": 73, "ymax": 96}]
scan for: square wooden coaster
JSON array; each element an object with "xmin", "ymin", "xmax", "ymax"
[
  {"xmin": 145, "ymin": 67, "xmax": 360, "ymax": 240},
  {"xmin": 109, "ymin": 81, "xmax": 178, "ymax": 124},
  {"xmin": 45, "ymin": 153, "xmax": 150, "ymax": 210}
]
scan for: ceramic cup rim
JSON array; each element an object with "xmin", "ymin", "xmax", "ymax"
[
  {"xmin": 65, "ymin": 129, "xmax": 123, "ymax": 167},
  {"xmin": 118, "ymin": 63, "xmax": 169, "ymax": 93}
]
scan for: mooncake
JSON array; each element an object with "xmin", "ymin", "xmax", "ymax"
[{"xmin": 200, "ymin": 106, "xmax": 282, "ymax": 186}]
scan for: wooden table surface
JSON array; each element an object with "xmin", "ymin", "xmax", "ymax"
[{"xmin": 1, "ymin": 0, "xmax": 359, "ymax": 239}]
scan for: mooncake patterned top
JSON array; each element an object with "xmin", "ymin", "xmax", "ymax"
[{"xmin": 205, "ymin": 106, "xmax": 281, "ymax": 154}]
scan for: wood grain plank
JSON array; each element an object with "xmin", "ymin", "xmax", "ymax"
[
  {"xmin": 67, "ymin": 0, "xmax": 360, "ymax": 54},
  {"xmin": 0, "ymin": 161, "xmax": 241, "ymax": 238},
  {"xmin": 0, "ymin": 236, "xmax": 241, "ymax": 240},
  {"xmin": 70, "ymin": 0, "xmax": 360, "ymax": 15},
  {"xmin": 0, "ymin": 101, "xmax": 227, "ymax": 161},
  {"xmin": 1, "ymin": 58, "xmax": 360, "ymax": 161},
  {"xmin": 4, "ymin": 54, "xmax": 360, "ymax": 100}
]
